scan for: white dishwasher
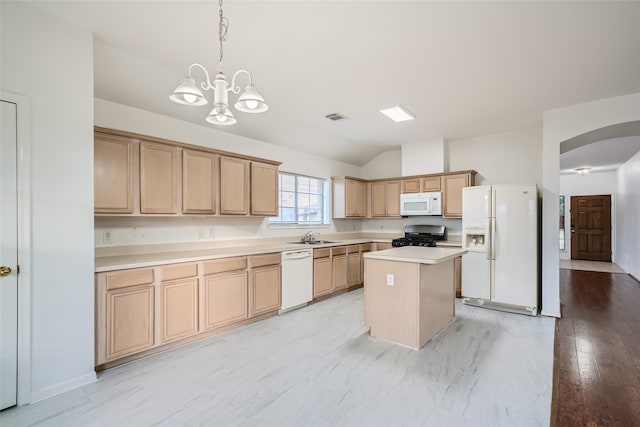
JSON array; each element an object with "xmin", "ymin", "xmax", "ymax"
[{"xmin": 280, "ymin": 249, "xmax": 313, "ymax": 313}]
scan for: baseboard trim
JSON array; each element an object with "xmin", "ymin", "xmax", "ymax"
[{"xmin": 29, "ymin": 371, "xmax": 97, "ymax": 404}]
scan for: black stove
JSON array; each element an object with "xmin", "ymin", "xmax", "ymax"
[{"xmin": 392, "ymin": 225, "xmax": 446, "ymax": 248}]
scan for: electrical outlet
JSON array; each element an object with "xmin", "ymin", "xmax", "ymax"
[
  {"xmin": 387, "ymin": 274, "xmax": 394, "ymax": 286},
  {"xmin": 197, "ymin": 229, "xmax": 206, "ymax": 240},
  {"xmin": 102, "ymin": 230, "xmax": 113, "ymax": 244}
]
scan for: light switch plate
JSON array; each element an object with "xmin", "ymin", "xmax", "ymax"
[{"xmin": 387, "ymin": 274, "xmax": 394, "ymax": 286}]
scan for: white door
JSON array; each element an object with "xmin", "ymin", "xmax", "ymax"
[
  {"xmin": 491, "ymin": 185, "xmax": 538, "ymax": 307},
  {"xmin": 1, "ymin": 100, "xmax": 18, "ymax": 410}
]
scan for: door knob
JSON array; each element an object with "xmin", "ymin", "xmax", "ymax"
[
  {"xmin": 0, "ymin": 266, "xmax": 11, "ymax": 277},
  {"xmin": 570, "ymin": 228, "xmax": 576, "ymax": 233}
]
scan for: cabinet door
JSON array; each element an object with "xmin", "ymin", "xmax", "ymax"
[
  {"xmin": 454, "ymin": 256, "xmax": 462, "ymax": 299},
  {"xmin": 140, "ymin": 142, "xmax": 180, "ymax": 214},
  {"xmin": 421, "ymin": 176, "xmax": 441, "ymax": 192},
  {"xmin": 356, "ymin": 180, "xmax": 366, "ymax": 217},
  {"xmin": 385, "ymin": 180, "xmax": 401, "ymax": 217},
  {"xmin": 348, "ymin": 252, "xmax": 361, "ymax": 287},
  {"xmin": 161, "ymin": 278, "xmax": 198, "ymax": 343},
  {"xmin": 94, "ymin": 133, "xmax": 134, "ymax": 213},
  {"xmin": 370, "ymin": 181, "xmax": 387, "ymax": 217},
  {"xmin": 401, "ymin": 178, "xmax": 421, "ymax": 194},
  {"xmin": 313, "ymin": 257, "xmax": 332, "ymax": 298},
  {"xmin": 345, "ymin": 179, "xmax": 359, "ymax": 217},
  {"xmin": 250, "ymin": 265, "xmax": 281, "ymax": 316},
  {"xmin": 183, "ymin": 149, "xmax": 216, "ymax": 214},
  {"xmin": 251, "ymin": 162, "xmax": 279, "ymax": 216},
  {"xmin": 375, "ymin": 242, "xmax": 392, "ymax": 251},
  {"xmin": 442, "ymin": 173, "xmax": 471, "ymax": 218},
  {"xmin": 106, "ymin": 285, "xmax": 154, "ymax": 360},
  {"xmin": 204, "ymin": 270, "xmax": 248, "ymax": 329},
  {"xmin": 220, "ymin": 157, "xmax": 250, "ymax": 215},
  {"xmin": 332, "ymin": 254, "xmax": 348, "ymax": 292}
]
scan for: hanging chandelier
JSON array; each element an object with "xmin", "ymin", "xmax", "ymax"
[{"xmin": 169, "ymin": 0, "xmax": 268, "ymax": 126}]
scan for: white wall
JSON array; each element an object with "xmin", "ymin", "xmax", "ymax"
[
  {"xmin": 361, "ymin": 149, "xmax": 401, "ymax": 180},
  {"xmin": 447, "ymin": 126, "xmax": 543, "ymax": 187},
  {"xmin": 542, "ymin": 92, "xmax": 640, "ymax": 317},
  {"xmin": 0, "ymin": 2, "xmax": 96, "ymax": 401},
  {"xmin": 401, "ymin": 138, "xmax": 445, "ymax": 176},
  {"xmin": 95, "ymin": 99, "xmax": 362, "ymax": 246},
  {"xmin": 558, "ymin": 171, "xmax": 617, "ymax": 261},
  {"xmin": 616, "ymin": 151, "xmax": 640, "ymax": 280}
]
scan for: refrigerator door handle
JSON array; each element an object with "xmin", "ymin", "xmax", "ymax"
[
  {"xmin": 486, "ymin": 218, "xmax": 492, "ymax": 260},
  {"xmin": 491, "ymin": 217, "xmax": 497, "ymax": 260}
]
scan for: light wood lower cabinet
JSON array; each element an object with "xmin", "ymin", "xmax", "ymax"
[
  {"xmin": 161, "ymin": 277, "xmax": 198, "ymax": 343},
  {"xmin": 348, "ymin": 246, "xmax": 361, "ymax": 287},
  {"xmin": 454, "ymin": 256, "xmax": 462, "ymax": 298},
  {"xmin": 204, "ymin": 270, "xmax": 248, "ymax": 329},
  {"xmin": 249, "ymin": 253, "xmax": 281, "ymax": 316},
  {"xmin": 332, "ymin": 254, "xmax": 348, "ymax": 292},
  {"xmin": 106, "ymin": 285, "xmax": 154, "ymax": 360},
  {"xmin": 313, "ymin": 256, "xmax": 332, "ymax": 298}
]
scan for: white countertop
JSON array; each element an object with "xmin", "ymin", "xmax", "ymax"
[
  {"xmin": 95, "ymin": 238, "xmax": 393, "ymax": 272},
  {"xmin": 363, "ymin": 246, "xmax": 467, "ymax": 264}
]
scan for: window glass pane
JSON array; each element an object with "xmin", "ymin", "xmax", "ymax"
[
  {"xmin": 269, "ymin": 172, "xmax": 328, "ymax": 225},
  {"xmin": 559, "ymin": 195, "xmax": 565, "ymax": 251}
]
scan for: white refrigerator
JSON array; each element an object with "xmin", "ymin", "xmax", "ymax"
[{"xmin": 461, "ymin": 184, "xmax": 538, "ymax": 315}]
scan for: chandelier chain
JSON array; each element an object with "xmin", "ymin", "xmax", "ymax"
[{"xmin": 217, "ymin": 0, "xmax": 228, "ymax": 71}]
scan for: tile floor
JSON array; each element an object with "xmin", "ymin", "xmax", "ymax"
[
  {"xmin": 1, "ymin": 289, "xmax": 555, "ymax": 427},
  {"xmin": 559, "ymin": 259, "xmax": 625, "ymax": 273}
]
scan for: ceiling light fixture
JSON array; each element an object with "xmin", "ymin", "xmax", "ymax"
[
  {"xmin": 169, "ymin": 0, "xmax": 268, "ymax": 126},
  {"xmin": 380, "ymin": 105, "xmax": 415, "ymax": 122},
  {"xmin": 576, "ymin": 167, "xmax": 592, "ymax": 175}
]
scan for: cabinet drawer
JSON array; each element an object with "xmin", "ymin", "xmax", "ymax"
[
  {"xmin": 203, "ymin": 257, "xmax": 247, "ymax": 275},
  {"xmin": 359, "ymin": 243, "xmax": 372, "ymax": 252},
  {"xmin": 161, "ymin": 263, "xmax": 198, "ymax": 281},
  {"xmin": 250, "ymin": 253, "xmax": 281, "ymax": 268},
  {"xmin": 106, "ymin": 268, "xmax": 154, "ymax": 290},
  {"xmin": 332, "ymin": 246, "xmax": 347, "ymax": 256},
  {"xmin": 314, "ymin": 248, "xmax": 331, "ymax": 259},
  {"xmin": 347, "ymin": 245, "xmax": 359, "ymax": 253}
]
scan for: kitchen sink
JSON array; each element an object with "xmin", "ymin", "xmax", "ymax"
[{"xmin": 287, "ymin": 240, "xmax": 340, "ymax": 245}]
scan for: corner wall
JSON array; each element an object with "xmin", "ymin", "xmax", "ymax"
[
  {"xmin": 543, "ymin": 92, "xmax": 640, "ymax": 317},
  {"xmin": 1, "ymin": 2, "xmax": 96, "ymax": 401},
  {"xmin": 616, "ymin": 151, "xmax": 640, "ymax": 279}
]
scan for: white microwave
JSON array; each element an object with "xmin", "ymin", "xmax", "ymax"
[{"xmin": 400, "ymin": 192, "xmax": 442, "ymax": 216}]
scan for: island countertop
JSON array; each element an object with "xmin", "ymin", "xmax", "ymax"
[{"xmin": 363, "ymin": 246, "xmax": 467, "ymax": 264}]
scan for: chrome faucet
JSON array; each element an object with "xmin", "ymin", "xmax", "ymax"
[{"xmin": 302, "ymin": 231, "xmax": 319, "ymax": 243}]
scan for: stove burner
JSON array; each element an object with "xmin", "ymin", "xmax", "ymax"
[{"xmin": 391, "ymin": 224, "xmax": 445, "ymax": 248}]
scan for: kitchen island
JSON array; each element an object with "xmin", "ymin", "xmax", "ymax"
[{"xmin": 363, "ymin": 246, "xmax": 467, "ymax": 349}]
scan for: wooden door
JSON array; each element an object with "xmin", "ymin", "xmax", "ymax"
[
  {"xmin": 332, "ymin": 254, "xmax": 348, "ymax": 292},
  {"xmin": 203, "ymin": 270, "xmax": 248, "ymax": 329},
  {"xmin": 570, "ymin": 195, "xmax": 611, "ymax": 261},
  {"xmin": 250, "ymin": 265, "xmax": 281, "ymax": 316},
  {"xmin": 442, "ymin": 173, "xmax": 470, "ymax": 218},
  {"xmin": 140, "ymin": 142, "xmax": 180, "ymax": 214},
  {"xmin": 182, "ymin": 149, "xmax": 216, "ymax": 214},
  {"xmin": 313, "ymin": 257, "xmax": 332, "ymax": 298},
  {"xmin": 220, "ymin": 157, "xmax": 250, "ymax": 215},
  {"xmin": 385, "ymin": 180, "xmax": 401, "ymax": 217},
  {"xmin": 160, "ymin": 278, "xmax": 198, "ymax": 343},
  {"xmin": 94, "ymin": 132, "xmax": 134, "ymax": 213},
  {"xmin": 370, "ymin": 181, "xmax": 386, "ymax": 217},
  {"xmin": 106, "ymin": 285, "xmax": 155, "ymax": 360},
  {"xmin": 251, "ymin": 162, "xmax": 278, "ymax": 216}
]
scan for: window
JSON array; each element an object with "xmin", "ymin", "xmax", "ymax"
[
  {"xmin": 559, "ymin": 195, "xmax": 566, "ymax": 251},
  {"xmin": 269, "ymin": 172, "xmax": 328, "ymax": 225}
]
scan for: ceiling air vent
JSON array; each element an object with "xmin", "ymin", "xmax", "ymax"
[{"xmin": 325, "ymin": 113, "xmax": 348, "ymax": 121}]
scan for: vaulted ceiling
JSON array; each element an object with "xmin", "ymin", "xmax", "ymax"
[{"xmin": 29, "ymin": 1, "xmax": 640, "ymax": 166}]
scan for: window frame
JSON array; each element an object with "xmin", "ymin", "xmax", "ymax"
[{"xmin": 268, "ymin": 171, "xmax": 330, "ymax": 226}]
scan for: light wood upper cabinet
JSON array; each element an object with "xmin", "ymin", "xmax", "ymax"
[
  {"xmin": 442, "ymin": 172, "xmax": 474, "ymax": 218},
  {"xmin": 160, "ymin": 277, "xmax": 199, "ymax": 343},
  {"xmin": 401, "ymin": 178, "xmax": 421, "ymax": 194},
  {"xmin": 385, "ymin": 180, "xmax": 401, "ymax": 217},
  {"xmin": 183, "ymin": 149, "xmax": 217, "ymax": 214},
  {"xmin": 370, "ymin": 180, "xmax": 400, "ymax": 217},
  {"xmin": 140, "ymin": 142, "xmax": 180, "ymax": 214},
  {"xmin": 251, "ymin": 162, "xmax": 279, "ymax": 216},
  {"xmin": 333, "ymin": 177, "xmax": 367, "ymax": 218},
  {"xmin": 421, "ymin": 176, "xmax": 441, "ymax": 192},
  {"xmin": 220, "ymin": 156, "xmax": 250, "ymax": 215},
  {"xmin": 94, "ymin": 133, "xmax": 134, "ymax": 213}
]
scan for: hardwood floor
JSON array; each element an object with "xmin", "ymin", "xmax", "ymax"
[{"xmin": 552, "ymin": 269, "xmax": 640, "ymax": 426}]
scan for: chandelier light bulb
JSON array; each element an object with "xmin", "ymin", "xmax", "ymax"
[
  {"xmin": 217, "ymin": 114, "xmax": 227, "ymax": 123},
  {"xmin": 183, "ymin": 93, "xmax": 197, "ymax": 104},
  {"xmin": 245, "ymin": 100, "xmax": 258, "ymax": 110}
]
